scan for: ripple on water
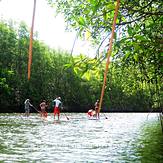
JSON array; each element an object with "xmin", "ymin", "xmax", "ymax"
[{"xmin": 0, "ymin": 113, "xmax": 162, "ymax": 162}]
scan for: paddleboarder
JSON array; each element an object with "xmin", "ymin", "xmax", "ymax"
[
  {"xmin": 94, "ymin": 99, "xmax": 100, "ymax": 119},
  {"xmin": 40, "ymin": 100, "xmax": 48, "ymax": 118},
  {"xmin": 24, "ymin": 99, "xmax": 33, "ymax": 117},
  {"xmin": 53, "ymin": 97, "xmax": 62, "ymax": 120}
]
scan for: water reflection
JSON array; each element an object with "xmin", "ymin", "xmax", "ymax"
[
  {"xmin": 135, "ymin": 120, "xmax": 163, "ymax": 162},
  {"xmin": 0, "ymin": 113, "xmax": 162, "ymax": 162}
]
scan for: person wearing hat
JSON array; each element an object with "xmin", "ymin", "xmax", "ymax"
[
  {"xmin": 24, "ymin": 99, "xmax": 33, "ymax": 117},
  {"xmin": 53, "ymin": 97, "xmax": 62, "ymax": 120}
]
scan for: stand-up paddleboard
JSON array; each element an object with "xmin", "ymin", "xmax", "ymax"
[
  {"xmin": 87, "ymin": 109, "xmax": 109, "ymax": 120},
  {"xmin": 88, "ymin": 118, "xmax": 99, "ymax": 120},
  {"xmin": 53, "ymin": 119, "xmax": 70, "ymax": 124},
  {"xmin": 45, "ymin": 116, "xmax": 69, "ymax": 124}
]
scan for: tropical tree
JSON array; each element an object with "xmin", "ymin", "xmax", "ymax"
[{"xmin": 47, "ymin": 0, "xmax": 162, "ymax": 110}]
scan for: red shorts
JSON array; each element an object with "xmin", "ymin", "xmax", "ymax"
[{"xmin": 54, "ymin": 107, "xmax": 60, "ymax": 115}]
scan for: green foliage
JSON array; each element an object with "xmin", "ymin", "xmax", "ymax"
[
  {"xmin": 0, "ymin": 4, "xmax": 162, "ymax": 113},
  {"xmin": 0, "ymin": 20, "xmax": 101, "ymax": 112},
  {"xmin": 135, "ymin": 121, "xmax": 163, "ymax": 162},
  {"xmin": 47, "ymin": 0, "xmax": 162, "ymax": 111}
]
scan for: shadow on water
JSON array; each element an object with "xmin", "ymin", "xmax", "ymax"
[{"xmin": 134, "ymin": 119, "xmax": 163, "ymax": 163}]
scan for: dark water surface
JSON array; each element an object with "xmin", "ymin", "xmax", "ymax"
[{"xmin": 0, "ymin": 113, "xmax": 162, "ymax": 162}]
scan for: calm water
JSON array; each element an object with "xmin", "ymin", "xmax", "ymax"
[{"xmin": 0, "ymin": 113, "xmax": 162, "ymax": 162}]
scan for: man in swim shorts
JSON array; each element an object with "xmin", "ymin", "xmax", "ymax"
[
  {"xmin": 53, "ymin": 97, "xmax": 62, "ymax": 120},
  {"xmin": 24, "ymin": 99, "xmax": 33, "ymax": 117}
]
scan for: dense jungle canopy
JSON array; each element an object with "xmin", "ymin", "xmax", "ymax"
[{"xmin": 0, "ymin": 0, "xmax": 162, "ymax": 113}]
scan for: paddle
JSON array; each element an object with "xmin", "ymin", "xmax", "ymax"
[
  {"xmin": 63, "ymin": 113, "xmax": 70, "ymax": 120},
  {"xmin": 103, "ymin": 113, "xmax": 108, "ymax": 119},
  {"xmin": 31, "ymin": 105, "xmax": 41, "ymax": 113},
  {"xmin": 61, "ymin": 106, "xmax": 69, "ymax": 120}
]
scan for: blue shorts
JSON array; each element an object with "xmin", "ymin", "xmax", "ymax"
[{"xmin": 25, "ymin": 107, "xmax": 30, "ymax": 113}]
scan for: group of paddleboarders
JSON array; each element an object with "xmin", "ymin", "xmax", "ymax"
[
  {"xmin": 24, "ymin": 96, "xmax": 62, "ymax": 120},
  {"xmin": 24, "ymin": 97, "xmax": 100, "ymax": 120}
]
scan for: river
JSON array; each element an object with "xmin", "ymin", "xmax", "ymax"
[{"xmin": 0, "ymin": 113, "xmax": 162, "ymax": 162}]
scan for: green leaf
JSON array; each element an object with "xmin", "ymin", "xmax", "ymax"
[
  {"xmin": 128, "ymin": 26, "xmax": 132, "ymax": 35},
  {"xmin": 64, "ymin": 63, "xmax": 72, "ymax": 69},
  {"xmin": 82, "ymin": 71, "xmax": 91, "ymax": 80},
  {"xmin": 107, "ymin": 3, "xmax": 115, "ymax": 10},
  {"xmin": 8, "ymin": 70, "xmax": 14, "ymax": 75},
  {"xmin": 134, "ymin": 54, "xmax": 138, "ymax": 62},
  {"xmin": 135, "ymin": 35, "xmax": 146, "ymax": 41},
  {"xmin": 78, "ymin": 17, "xmax": 85, "ymax": 26},
  {"xmin": 134, "ymin": 44, "xmax": 140, "ymax": 51},
  {"xmin": 124, "ymin": 52, "xmax": 131, "ymax": 60}
]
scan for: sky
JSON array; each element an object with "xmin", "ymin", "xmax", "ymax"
[{"xmin": 0, "ymin": 0, "xmax": 95, "ymax": 56}]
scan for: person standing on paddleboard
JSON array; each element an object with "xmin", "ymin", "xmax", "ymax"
[
  {"xmin": 40, "ymin": 100, "xmax": 48, "ymax": 118},
  {"xmin": 87, "ymin": 100, "xmax": 99, "ymax": 119},
  {"xmin": 53, "ymin": 97, "xmax": 62, "ymax": 120},
  {"xmin": 24, "ymin": 99, "xmax": 33, "ymax": 117},
  {"xmin": 94, "ymin": 99, "xmax": 100, "ymax": 119}
]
